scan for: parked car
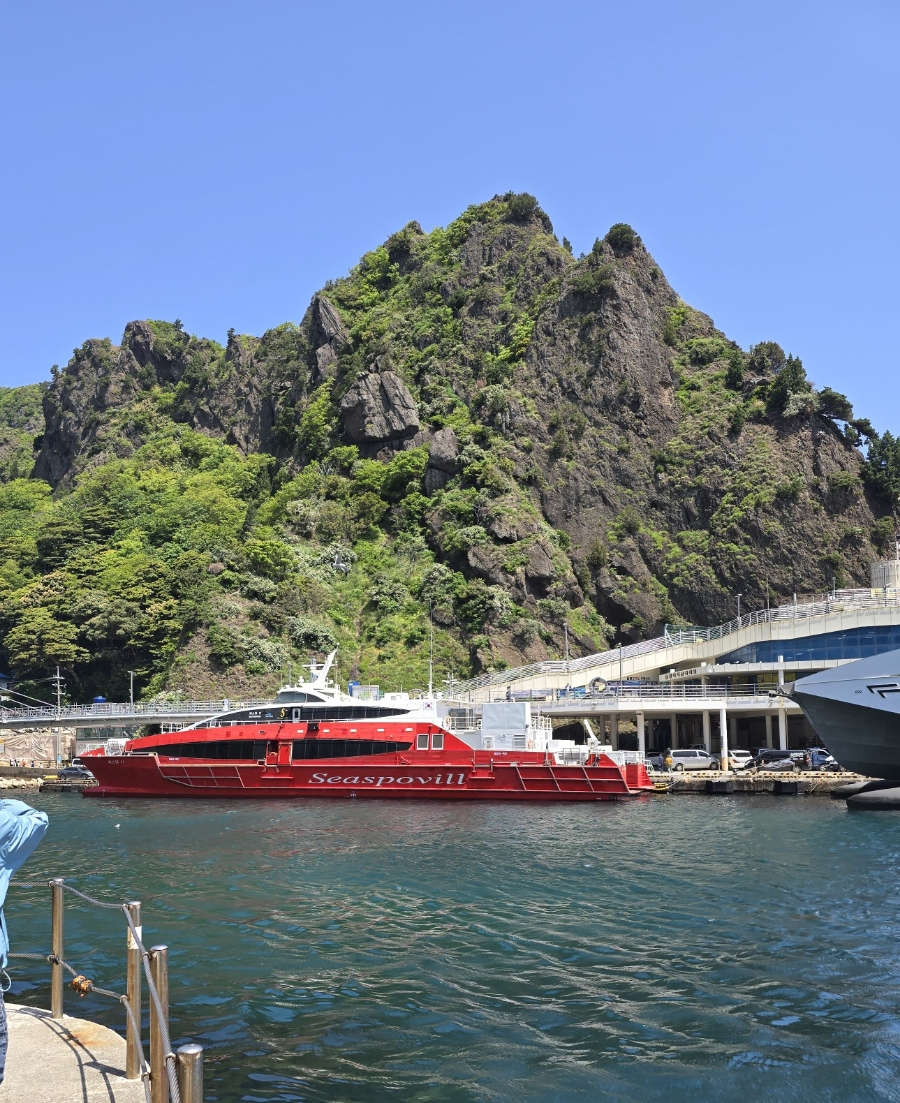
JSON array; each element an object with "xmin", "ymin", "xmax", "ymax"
[
  {"xmin": 58, "ymin": 766, "xmax": 95, "ymax": 781},
  {"xmin": 728, "ymin": 749, "xmax": 754, "ymax": 770},
  {"xmin": 645, "ymin": 752, "xmax": 665, "ymax": 770},
  {"xmin": 750, "ymin": 749, "xmax": 809, "ymax": 771},
  {"xmin": 808, "ymin": 747, "xmax": 840, "ymax": 771},
  {"xmin": 670, "ymin": 749, "xmax": 720, "ymax": 771}
]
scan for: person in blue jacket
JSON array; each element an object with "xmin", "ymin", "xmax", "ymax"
[{"xmin": 0, "ymin": 799, "xmax": 49, "ymax": 1084}]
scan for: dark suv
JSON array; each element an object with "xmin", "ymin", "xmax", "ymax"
[{"xmin": 749, "ymin": 749, "xmax": 809, "ymax": 771}]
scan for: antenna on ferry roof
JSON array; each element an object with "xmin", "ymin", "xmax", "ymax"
[
  {"xmin": 428, "ymin": 600, "xmax": 434, "ymax": 698},
  {"xmin": 310, "ymin": 649, "xmax": 338, "ymax": 686}
]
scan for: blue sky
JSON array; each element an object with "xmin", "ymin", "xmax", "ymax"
[{"xmin": 2, "ymin": 0, "xmax": 898, "ymax": 430}]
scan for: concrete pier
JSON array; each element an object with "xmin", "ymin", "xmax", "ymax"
[
  {"xmin": 0, "ymin": 1002, "xmax": 144, "ymax": 1102},
  {"xmin": 649, "ymin": 770, "xmax": 864, "ymax": 795}
]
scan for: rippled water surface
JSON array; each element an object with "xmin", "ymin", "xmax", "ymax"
[{"xmin": 7, "ymin": 793, "xmax": 900, "ymax": 1101}]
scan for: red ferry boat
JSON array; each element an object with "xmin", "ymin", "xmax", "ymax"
[{"xmin": 83, "ymin": 654, "xmax": 652, "ymax": 801}]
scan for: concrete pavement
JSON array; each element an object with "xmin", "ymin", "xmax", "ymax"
[{"xmin": 0, "ymin": 1002, "xmax": 145, "ymax": 1102}]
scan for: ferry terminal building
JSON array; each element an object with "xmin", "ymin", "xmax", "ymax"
[{"xmin": 448, "ymin": 558, "xmax": 900, "ymax": 760}]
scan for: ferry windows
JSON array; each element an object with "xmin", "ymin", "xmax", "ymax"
[
  {"xmin": 152, "ymin": 740, "xmax": 267, "ymax": 760},
  {"xmin": 417, "ymin": 734, "xmax": 429, "ymax": 750},
  {"xmin": 432, "ymin": 733, "xmax": 444, "ymax": 751},
  {"xmin": 150, "ymin": 739, "xmax": 415, "ymax": 760},
  {"xmin": 292, "ymin": 739, "xmax": 412, "ymax": 759},
  {"xmin": 717, "ymin": 624, "xmax": 900, "ymax": 665}
]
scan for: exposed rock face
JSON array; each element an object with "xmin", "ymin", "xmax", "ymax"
[
  {"xmin": 124, "ymin": 320, "xmax": 154, "ymax": 365},
  {"xmin": 425, "ymin": 427, "xmax": 459, "ymax": 493},
  {"xmin": 34, "ymin": 337, "xmax": 145, "ymax": 486},
  {"xmin": 310, "ymin": 295, "xmax": 347, "ymax": 348},
  {"xmin": 33, "ymin": 321, "xmax": 291, "ymax": 487},
  {"xmin": 339, "ymin": 370, "xmax": 420, "ymax": 446},
  {"xmin": 485, "ymin": 505, "xmax": 540, "ymax": 543},
  {"xmin": 310, "ymin": 295, "xmax": 348, "ymax": 381}
]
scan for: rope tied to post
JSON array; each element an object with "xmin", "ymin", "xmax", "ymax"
[
  {"xmin": 123, "ymin": 906, "xmax": 181, "ymax": 1103},
  {"xmin": 12, "ymin": 880, "xmax": 130, "ymax": 909},
  {"xmin": 8, "ymin": 878, "xmax": 186, "ymax": 1103}
]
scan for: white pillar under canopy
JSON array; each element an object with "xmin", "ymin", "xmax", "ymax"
[{"xmin": 719, "ymin": 705, "xmax": 729, "ymax": 771}]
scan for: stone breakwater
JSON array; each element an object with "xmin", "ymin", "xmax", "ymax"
[{"xmin": 0, "ymin": 777, "xmax": 43, "ymax": 789}]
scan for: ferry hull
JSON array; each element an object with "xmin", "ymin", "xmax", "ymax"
[
  {"xmin": 793, "ymin": 649, "xmax": 900, "ymax": 780},
  {"xmin": 83, "ymin": 754, "xmax": 652, "ymax": 801}
]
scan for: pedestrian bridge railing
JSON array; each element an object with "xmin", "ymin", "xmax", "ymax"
[
  {"xmin": 8, "ymin": 878, "xmax": 203, "ymax": 1103},
  {"xmin": 0, "ymin": 698, "xmax": 271, "ymax": 730},
  {"xmin": 498, "ymin": 683, "xmax": 785, "ymax": 704},
  {"xmin": 449, "ymin": 588, "xmax": 900, "ymax": 698}
]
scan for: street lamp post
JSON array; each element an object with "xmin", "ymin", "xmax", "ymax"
[
  {"xmin": 127, "ymin": 670, "xmax": 135, "ymax": 708},
  {"xmin": 736, "ymin": 594, "xmax": 742, "ymax": 622}
]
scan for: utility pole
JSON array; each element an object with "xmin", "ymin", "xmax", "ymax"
[
  {"xmin": 52, "ymin": 666, "xmax": 63, "ymax": 766},
  {"xmin": 736, "ymin": 594, "xmax": 742, "ymax": 622},
  {"xmin": 428, "ymin": 602, "xmax": 434, "ymax": 698},
  {"xmin": 564, "ymin": 623, "xmax": 569, "ymax": 662},
  {"xmin": 127, "ymin": 670, "xmax": 135, "ymax": 708}
]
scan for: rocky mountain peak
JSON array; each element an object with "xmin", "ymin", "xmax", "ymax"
[{"xmin": 5, "ymin": 192, "xmax": 895, "ymax": 699}]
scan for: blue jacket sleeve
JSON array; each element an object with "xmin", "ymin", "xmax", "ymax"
[
  {"xmin": 0, "ymin": 800, "xmax": 49, "ymax": 892},
  {"xmin": 0, "ymin": 800, "xmax": 48, "ymax": 969}
]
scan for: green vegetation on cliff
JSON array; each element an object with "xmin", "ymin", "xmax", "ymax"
[{"xmin": 0, "ymin": 194, "xmax": 896, "ymax": 702}]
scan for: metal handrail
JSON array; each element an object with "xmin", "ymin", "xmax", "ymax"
[
  {"xmin": 450, "ymin": 588, "xmax": 900, "ymax": 696},
  {"xmin": 570, "ymin": 684, "xmax": 774, "ymax": 700},
  {"xmin": 8, "ymin": 878, "xmax": 204, "ymax": 1103},
  {"xmin": 0, "ymin": 698, "xmax": 271, "ymax": 724}
]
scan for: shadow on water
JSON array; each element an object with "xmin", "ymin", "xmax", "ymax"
[{"xmin": 7, "ymin": 793, "xmax": 900, "ymax": 1102}]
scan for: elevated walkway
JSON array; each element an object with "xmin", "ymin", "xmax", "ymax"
[
  {"xmin": 0, "ymin": 698, "xmax": 267, "ymax": 731},
  {"xmin": 451, "ymin": 589, "xmax": 900, "ymax": 703}
]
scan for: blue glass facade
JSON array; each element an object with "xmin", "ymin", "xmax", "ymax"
[{"xmin": 717, "ymin": 625, "xmax": 900, "ymax": 665}]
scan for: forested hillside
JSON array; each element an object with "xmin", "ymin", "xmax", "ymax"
[{"xmin": 1, "ymin": 194, "xmax": 897, "ymax": 703}]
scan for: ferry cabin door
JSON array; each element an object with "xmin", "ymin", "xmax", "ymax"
[{"xmin": 266, "ymin": 741, "xmax": 293, "ymax": 766}]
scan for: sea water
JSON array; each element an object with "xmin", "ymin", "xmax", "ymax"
[{"xmin": 7, "ymin": 793, "xmax": 900, "ymax": 1102}]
